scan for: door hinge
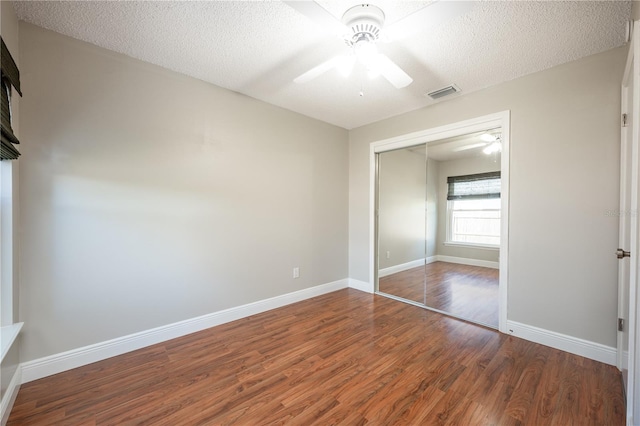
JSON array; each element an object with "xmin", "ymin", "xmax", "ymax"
[
  {"xmin": 619, "ymin": 318, "xmax": 625, "ymax": 332},
  {"xmin": 623, "ymin": 113, "xmax": 628, "ymax": 127}
]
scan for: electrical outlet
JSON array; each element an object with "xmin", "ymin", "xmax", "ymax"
[{"xmin": 293, "ymin": 267, "xmax": 300, "ymax": 279}]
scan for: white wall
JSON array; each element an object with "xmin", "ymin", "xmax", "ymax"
[
  {"xmin": 349, "ymin": 47, "xmax": 626, "ymax": 347},
  {"xmin": 18, "ymin": 23, "xmax": 349, "ymax": 362},
  {"xmin": 377, "ymin": 147, "xmax": 426, "ymax": 269},
  {"xmin": 435, "ymin": 155, "xmax": 500, "ymax": 262}
]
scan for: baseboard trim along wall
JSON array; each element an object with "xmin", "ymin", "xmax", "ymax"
[
  {"xmin": 1, "ymin": 365, "xmax": 21, "ymax": 426},
  {"xmin": 379, "ymin": 258, "xmax": 428, "ymax": 278},
  {"xmin": 379, "ymin": 256, "xmax": 497, "ymax": 278},
  {"xmin": 436, "ymin": 255, "xmax": 499, "ymax": 269},
  {"xmin": 506, "ymin": 320, "xmax": 617, "ymax": 366},
  {"xmin": 21, "ymin": 279, "xmax": 349, "ymax": 384}
]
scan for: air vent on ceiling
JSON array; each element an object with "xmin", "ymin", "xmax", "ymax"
[{"xmin": 426, "ymin": 84, "xmax": 461, "ymax": 100}]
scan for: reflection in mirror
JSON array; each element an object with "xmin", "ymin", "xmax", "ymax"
[
  {"xmin": 376, "ymin": 129, "xmax": 502, "ymax": 328},
  {"xmin": 377, "ymin": 144, "xmax": 427, "ymax": 305}
]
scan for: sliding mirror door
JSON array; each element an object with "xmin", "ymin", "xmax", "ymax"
[
  {"xmin": 376, "ymin": 129, "xmax": 503, "ymax": 329},
  {"xmin": 377, "ymin": 144, "xmax": 428, "ymax": 305}
]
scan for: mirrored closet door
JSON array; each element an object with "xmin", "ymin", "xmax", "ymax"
[
  {"xmin": 377, "ymin": 144, "xmax": 428, "ymax": 305},
  {"xmin": 376, "ymin": 130, "xmax": 502, "ymax": 329}
]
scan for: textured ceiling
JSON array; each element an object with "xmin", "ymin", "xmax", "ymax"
[{"xmin": 13, "ymin": 1, "xmax": 633, "ymax": 129}]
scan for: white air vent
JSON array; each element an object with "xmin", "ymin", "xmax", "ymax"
[{"xmin": 426, "ymin": 84, "xmax": 461, "ymax": 100}]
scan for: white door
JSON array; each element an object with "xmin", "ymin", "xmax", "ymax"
[
  {"xmin": 618, "ymin": 19, "xmax": 639, "ymax": 424},
  {"xmin": 618, "ymin": 43, "xmax": 633, "ymax": 394}
]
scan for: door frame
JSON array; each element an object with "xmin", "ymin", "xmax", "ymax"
[
  {"xmin": 368, "ymin": 111, "xmax": 510, "ymax": 333},
  {"xmin": 622, "ymin": 19, "xmax": 640, "ymax": 425},
  {"xmin": 618, "ymin": 19, "xmax": 635, "ymax": 402}
]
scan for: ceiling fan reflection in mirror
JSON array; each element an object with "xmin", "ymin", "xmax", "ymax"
[
  {"xmin": 284, "ymin": 1, "xmax": 473, "ymax": 89},
  {"xmin": 451, "ymin": 132, "xmax": 502, "ymax": 154}
]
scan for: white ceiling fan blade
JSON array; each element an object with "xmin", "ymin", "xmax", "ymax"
[
  {"xmin": 294, "ymin": 56, "xmax": 342, "ymax": 84},
  {"xmin": 452, "ymin": 143, "xmax": 487, "ymax": 152},
  {"xmin": 385, "ymin": 1, "xmax": 475, "ymax": 42},
  {"xmin": 283, "ymin": 1, "xmax": 346, "ymax": 36},
  {"xmin": 375, "ymin": 54, "xmax": 412, "ymax": 89}
]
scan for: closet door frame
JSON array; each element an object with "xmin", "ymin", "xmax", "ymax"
[{"xmin": 369, "ymin": 111, "xmax": 510, "ymax": 333}]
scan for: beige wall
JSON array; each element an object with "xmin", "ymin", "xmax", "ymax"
[
  {"xmin": 435, "ymin": 155, "xmax": 500, "ymax": 262},
  {"xmin": 18, "ymin": 23, "xmax": 349, "ymax": 362},
  {"xmin": 377, "ymin": 147, "xmax": 426, "ymax": 269},
  {"xmin": 633, "ymin": 1, "xmax": 639, "ymax": 20},
  {"xmin": 349, "ymin": 47, "xmax": 626, "ymax": 347}
]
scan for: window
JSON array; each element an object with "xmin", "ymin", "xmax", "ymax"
[
  {"xmin": 0, "ymin": 36, "xmax": 23, "ymax": 358},
  {"xmin": 446, "ymin": 172, "xmax": 500, "ymax": 248},
  {"xmin": 1, "ymin": 37, "xmax": 21, "ymax": 160}
]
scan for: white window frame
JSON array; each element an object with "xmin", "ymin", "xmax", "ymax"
[
  {"xmin": 1, "ymin": 159, "xmax": 13, "ymax": 326},
  {"xmin": 0, "ymin": 159, "xmax": 23, "ymax": 364},
  {"xmin": 445, "ymin": 198, "xmax": 501, "ymax": 250}
]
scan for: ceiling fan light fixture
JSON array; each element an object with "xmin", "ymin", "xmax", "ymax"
[
  {"xmin": 480, "ymin": 133, "xmax": 496, "ymax": 142},
  {"xmin": 336, "ymin": 54, "xmax": 356, "ymax": 77},
  {"xmin": 288, "ymin": 2, "xmax": 414, "ymax": 89},
  {"xmin": 341, "ymin": 4, "xmax": 385, "ymax": 45},
  {"xmin": 355, "ymin": 39, "xmax": 378, "ymax": 66},
  {"xmin": 367, "ymin": 62, "xmax": 381, "ymax": 79},
  {"xmin": 483, "ymin": 141, "xmax": 502, "ymax": 155}
]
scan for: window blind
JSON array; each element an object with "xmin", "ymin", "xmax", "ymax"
[
  {"xmin": 447, "ymin": 171, "xmax": 501, "ymax": 200},
  {"xmin": 1, "ymin": 37, "xmax": 21, "ymax": 161}
]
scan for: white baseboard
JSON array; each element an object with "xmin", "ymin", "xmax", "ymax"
[
  {"xmin": 377, "ymin": 255, "xmax": 495, "ymax": 279},
  {"xmin": 21, "ymin": 279, "xmax": 349, "ymax": 384},
  {"xmin": 506, "ymin": 320, "xmax": 616, "ymax": 366},
  {"xmin": 348, "ymin": 278, "xmax": 373, "ymax": 293},
  {"xmin": 379, "ymin": 258, "xmax": 426, "ymax": 277},
  {"xmin": 436, "ymin": 255, "xmax": 499, "ymax": 269},
  {"xmin": 1, "ymin": 365, "xmax": 21, "ymax": 426}
]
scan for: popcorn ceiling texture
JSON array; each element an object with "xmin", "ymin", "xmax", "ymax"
[{"xmin": 14, "ymin": 0, "xmax": 632, "ymax": 129}]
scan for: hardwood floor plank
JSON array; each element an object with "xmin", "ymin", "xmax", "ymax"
[
  {"xmin": 524, "ymin": 348, "xmax": 567, "ymax": 424},
  {"xmin": 9, "ymin": 289, "xmax": 624, "ymax": 425},
  {"xmin": 503, "ymin": 347, "xmax": 548, "ymax": 422},
  {"xmin": 379, "ymin": 261, "xmax": 499, "ymax": 327}
]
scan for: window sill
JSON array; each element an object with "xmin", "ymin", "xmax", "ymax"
[
  {"xmin": 444, "ymin": 242, "xmax": 499, "ymax": 251},
  {"xmin": 1, "ymin": 322, "xmax": 23, "ymax": 363}
]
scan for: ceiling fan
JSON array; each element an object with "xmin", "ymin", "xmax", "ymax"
[
  {"xmin": 283, "ymin": 1, "xmax": 473, "ymax": 89},
  {"xmin": 452, "ymin": 132, "xmax": 503, "ymax": 154}
]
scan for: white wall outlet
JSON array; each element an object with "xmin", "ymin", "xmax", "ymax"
[
  {"xmin": 293, "ymin": 267, "xmax": 300, "ymax": 278},
  {"xmin": 386, "ymin": 251, "xmax": 390, "ymax": 259}
]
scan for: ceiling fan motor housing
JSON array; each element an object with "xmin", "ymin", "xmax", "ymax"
[{"xmin": 341, "ymin": 4, "xmax": 385, "ymax": 46}]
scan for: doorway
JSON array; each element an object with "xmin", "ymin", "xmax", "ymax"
[{"xmin": 370, "ymin": 112, "xmax": 510, "ymax": 332}]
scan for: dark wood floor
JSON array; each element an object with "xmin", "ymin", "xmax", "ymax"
[
  {"xmin": 379, "ymin": 261, "xmax": 499, "ymax": 328},
  {"xmin": 10, "ymin": 289, "xmax": 624, "ymax": 425}
]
